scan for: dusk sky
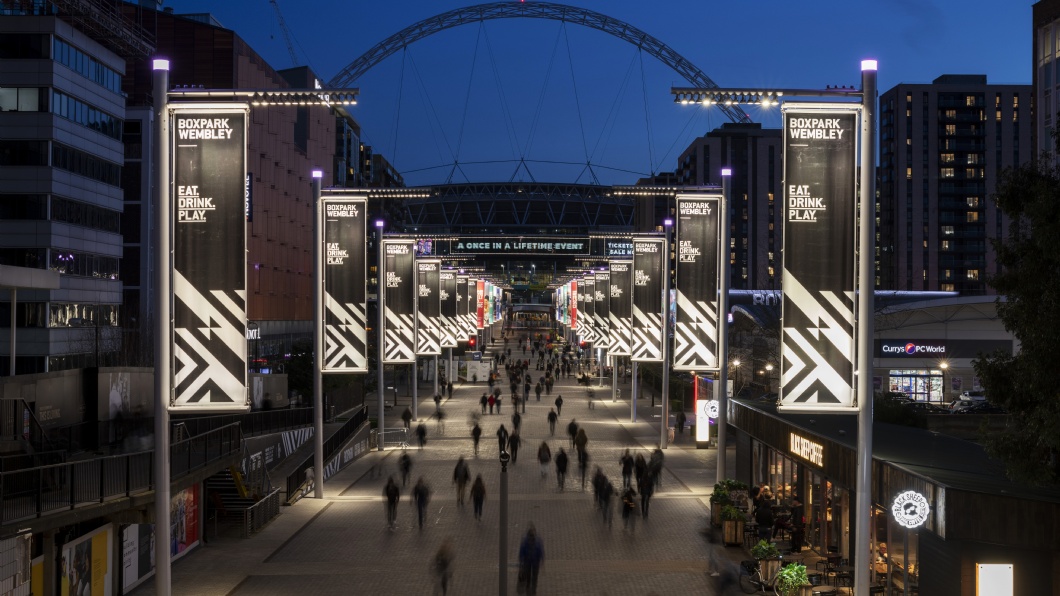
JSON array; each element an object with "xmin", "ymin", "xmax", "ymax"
[{"xmin": 174, "ymin": 0, "xmax": 1031, "ymax": 186}]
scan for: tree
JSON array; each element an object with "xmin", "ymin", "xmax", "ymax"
[{"xmin": 973, "ymin": 142, "xmax": 1060, "ymax": 487}]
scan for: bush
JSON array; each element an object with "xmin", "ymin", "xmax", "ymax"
[
  {"xmin": 720, "ymin": 504, "xmax": 744, "ymax": 521},
  {"xmin": 775, "ymin": 563, "xmax": 809, "ymax": 596},
  {"xmin": 750, "ymin": 539, "xmax": 781, "ymax": 560}
]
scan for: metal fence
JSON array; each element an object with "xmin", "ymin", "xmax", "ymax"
[
  {"xmin": 173, "ymin": 407, "xmax": 313, "ymax": 438},
  {"xmin": 283, "ymin": 405, "xmax": 368, "ymax": 501},
  {"xmin": 242, "ymin": 487, "xmax": 281, "ymax": 537},
  {"xmin": 0, "ymin": 423, "xmax": 243, "ymax": 526}
]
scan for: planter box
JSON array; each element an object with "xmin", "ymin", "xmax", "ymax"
[
  {"xmin": 722, "ymin": 519, "xmax": 745, "ymax": 545},
  {"xmin": 758, "ymin": 558, "xmax": 782, "ymax": 586},
  {"xmin": 711, "ymin": 503, "xmax": 722, "ymax": 526}
]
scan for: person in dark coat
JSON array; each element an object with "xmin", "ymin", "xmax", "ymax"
[
  {"xmin": 453, "ymin": 457, "xmax": 470, "ymax": 506},
  {"xmin": 755, "ymin": 500, "xmax": 775, "ymax": 542},
  {"xmin": 547, "ymin": 408, "xmax": 558, "ymax": 436},
  {"xmin": 470, "ymin": 474, "xmax": 486, "ymax": 520},
  {"xmin": 384, "ymin": 476, "xmax": 400, "ymax": 529},
  {"xmin": 555, "ymin": 395, "xmax": 564, "ymax": 416},
  {"xmin": 399, "ymin": 452, "xmax": 412, "ymax": 487},
  {"xmin": 555, "ymin": 448, "xmax": 569, "ymax": 491},
  {"xmin": 638, "ymin": 470, "xmax": 655, "ymax": 519},
  {"xmin": 412, "ymin": 477, "xmax": 431, "ymax": 530},
  {"xmin": 480, "ymin": 393, "xmax": 488, "ymax": 414},
  {"xmin": 537, "ymin": 441, "xmax": 552, "ymax": 478},
  {"xmin": 567, "ymin": 419, "xmax": 578, "ymax": 449},
  {"xmin": 416, "ymin": 423, "xmax": 427, "ymax": 450},
  {"xmin": 676, "ymin": 410, "xmax": 687, "ymax": 435},
  {"xmin": 621, "ymin": 485, "xmax": 637, "ymax": 531},
  {"xmin": 401, "ymin": 407, "xmax": 413, "ymax": 429},
  {"xmin": 496, "ymin": 424, "xmax": 509, "ymax": 455},
  {"xmin": 471, "ymin": 423, "xmax": 482, "ymax": 457},
  {"xmin": 518, "ymin": 525, "xmax": 545, "ymax": 595},
  {"xmin": 620, "ymin": 449, "xmax": 635, "ymax": 489},
  {"xmin": 508, "ymin": 431, "xmax": 522, "ymax": 463}
]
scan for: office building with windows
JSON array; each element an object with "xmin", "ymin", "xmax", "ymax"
[{"xmin": 878, "ymin": 75, "xmax": 1032, "ymax": 294}]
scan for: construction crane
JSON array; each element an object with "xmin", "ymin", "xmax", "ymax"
[{"xmin": 268, "ymin": 0, "xmax": 300, "ymax": 66}]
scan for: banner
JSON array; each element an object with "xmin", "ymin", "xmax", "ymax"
[
  {"xmin": 439, "ymin": 269, "xmax": 458, "ymax": 348},
  {"xmin": 416, "ymin": 259, "xmax": 442, "ymax": 355},
  {"xmin": 382, "ymin": 239, "xmax": 417, "ymax": 363},
  {"xmin": 778, "ymin": 105, "xmax": 859, "ymax": 411},
  {"xmin": 570, "ymin": 280, "xmax": 578, "ymax": 331},
  {"xmin": 61, "ymin": 523, "xmax": 112, "ymax": 596},
  {"xmin": 468, "ymin": 278, "xmax": 480, "ymax": 337},
  {"xmin": 594, "ymin": 271, "xmax": 610, "ymax": 349},
  {"xmin": 674, "ymin": 194, "xmax": 721, "ymax": 371},
  {"xmin": 631, "ymin": 237, "xmax": 664, "ymax": 362},
  {"xmin": 171, "ymin": 105, "xmax": 249, "ymax": 411},
  {"xmin": 455, "ymin": 275, "xmax": 470, "ymax": 341},
  {"xmin": 580, "ymin": 276, "xmax": 596, "ymax": 344},
  {"xmin": 476, "ymin": 280, "xmax": 485, "ymax": 330},
  {"xmin": 321, "ymin": 195, "xmax": 368, "ymax": 372},
  {"xmin": 608, "ymin": 261, "xmax": 632, "ymax": 356}
]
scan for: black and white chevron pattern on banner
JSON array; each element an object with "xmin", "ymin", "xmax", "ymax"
[
  {"xmin": 455, "ymin": 275, "xmax": 470, "ymax": 341},
  {"xmin": 467, "ymin": 279, "xmax": 480, "ymax": 336},
  {"xmin": 439, "ymin": 270, "xmax": 458, "ymax": 348},
  {"xmin": 382, "ymin": 239, "xmax": 417, "ymax": 363},
  {"xmin": 779, "ymin": 105, "xmax": 858, "ymax": 411},
  {"xmin": 171, "ymin": 105, "xmax": 248, "ymax": 410},
  {"xmin": 673, "ymin": 195, "xmax": 721, "ymax": 371},
  {"xmin": 608, "ymin": 261, "xmax": 632, "ymax": 356},
  {"xmin": 580, "ymin": 276, "xmax": 596, "ymax": 344},
  {"xmin": 593, "ymin": 271, "xmax": 609, "ymax": 348},
  {"xmin": 631, "ymin": 238, "xmax": 664, "ymax": 362},
  {"xmin": 416, "ymin": 259, "xmax": 442, "ymax": 355},
  {"xmin": 322, "ymin": 195, "xmax": 368, "ymax": 372}
]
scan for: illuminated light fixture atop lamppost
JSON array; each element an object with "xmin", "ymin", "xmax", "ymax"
[{"xmin": 312, "ymin": 169, "xmax": 323, "ymax": 179}]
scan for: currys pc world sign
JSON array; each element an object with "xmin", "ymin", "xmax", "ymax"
[{"xmin": 879, "ymin": 340, "xmax": 947, "ymax": 357}]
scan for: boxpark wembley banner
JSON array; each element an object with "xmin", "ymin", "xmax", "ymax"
[
  {"xmin": 439, "ymin": 269, "xmax": 458, "ymax": 348},
  {"xmin": 416, "ymin": 259, "xmax": 442, "ymax": 356},
  {"xmin": 674, "ymin": 194, "xmax": 721, "ymax": 371},
  {"xmin": 631, "ymin": 237, "xmax": 664, "ymax": 362},
  {"xmin": 608, "ymin": 261, "xmax": 632, "ymax": 356},
  {"xmin": 171, "ymin": 105, "xmax": 249, "ymax": 411},
  {"xmin": 594, "ymin": 271, "xmax": 610, "ymax": 349},
  {"xmin": 455, "ymin": 275, "xmax": 470, "ymax": 341},
  {"xmin": 469, "ymin": 278, "xmax": 481, "ymax": 334},
  {"xmin": 321, "ymin": 194, "xmax": 368, "ymax": 372},
  {"xmin": 779, "ymin": 105, "xmax": 859, "ymax": 412},
  {"xmin": 382, "ymin": 239, "xmax": 416, "ymax": 363},
  {"xmin": 580, "ymin": 275, "xmax": 596, "ymax": 344}
]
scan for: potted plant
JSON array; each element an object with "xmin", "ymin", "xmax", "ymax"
[
  {"xmin": 774, "ymin": 562, "xmax": 811, "ymax": 596},
  {"xmin": 720, "ymin": 504, "xmax": 745, "ymax": 545},
  {"xmin": 709, "ymin": 485, "xmax": 730, "ymax": 526},
  {"xmin": 750, "ymin": 540, "xmax": 782, "ymax": 586}
]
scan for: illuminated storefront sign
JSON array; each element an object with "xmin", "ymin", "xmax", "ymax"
[
  {"xmin": 789, "ymin": 433, "xmax": 824, "ymax": 467},
  {"xmin": 891, "ymin": 490, "xmax": 930, "ymax": 529}
]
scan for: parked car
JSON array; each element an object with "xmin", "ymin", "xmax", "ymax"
[
  {"xmin": 903, "ymin": 402, "xmax": 948, "ymax": 414},
  {"xmin": 956, "ymin": 402, "xmax": 1006, "ymax": 415},
  {"xmin": 948, "ymin": 398, "xmax": 981, "ymax": 413}
]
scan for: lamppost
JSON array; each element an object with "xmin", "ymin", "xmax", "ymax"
[
  {"xmin": 660, "ymin": 218, "xmax": 673, "ymax": 449},
  {"xmin": 376, "ymin": 220, "xmax": 386, "ymax": 451},
  {"xmin": 498, "ymin": 445, "xmax": 510, "ymax": 596},
  {"xmin": 765, "ymin": 363, "xmax": 774, "ymax": 394},
  {"xmin": 731, "ymin": 359, "xmax": 741, "ymax": 397},
  {"xmin": 939, "ymin": 361, "xmax": 949, "ymax": 403}
]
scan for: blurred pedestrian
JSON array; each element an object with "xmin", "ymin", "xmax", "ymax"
[
  {"xmin": 435, "ymin": 408, "xmax": 447, "ymax": 433},
  {"xmin": 567, "ymin": 419, "xmax": 578, "ymax": 449},
  {"xmin": 578, "ymin": 448, "xmax": 590, "ymax": 490},
  {"xmin": 433, "ymin": 538, "xmax": 454, "ymax": 595},
  {"xmin": 508, "ymin": 431, "xmax": 522, "ymax": 463},
  {"xmin": 401, "ymin": 407, "xmax": 413, "ymax": 429},
  {"xmin": 518, "ymin": 524, "xmax": 544, "ymax": 595},
  {"xmin": 555, "ymin": 448, "xmax": 569, "ymax": 491},
  {"xmin": 416, "ymin": 423, "xmax": 428, "ymax": 450},
  {"xmin": 384, "ymin": 476, "xmax": 400, "ymax": 529},
  {"xmin": 676, "ymin": 410, "xmax": 687, "ymax": 436},
  {"xmin": 496, "ymin": 424, "xmax": 509, "ymax": 455},
  {"xmin": 620, "ymin": 449, "xmax": 634, "ymax": 489},
  {"xmin": 413, "ymin": 477, "xmax": 431, "ymax": 530},
  {"xmin": 574, "ymin": 428, "xmax": 588, "ymax": 456},
  {"xmin": 480, "ymin": 392, "xmax": 488, "ymax": 414},
  {"xmin": 638, "ymin": 471, "xmax": 655, "ymax": 519},
  {"xmin": 399, "ymin": 452, "xmax": 412, "ymax": 487},
  {"xmin": 447, "ymin": 381, "xmax": 454, "ymax": 400},
  {"xmin": 496, "ymin": 394, "xmax": 503, "ymax": 414},
  {"xmin": 453, "ymin": 457, "xmax": 470, "ymax": 506},
  {"xmin": 555, "ymin": 395, "xmax": 564, "ymax": 416},
  {"xmin": 537, "ymin": 441, "xmax": 552, "ymax": 478},
  {"xmin": 547, "ymin": 408, "xmax": 558, "ymax": 436},
  {"xmin": 470, "ymin": 474, "xmax": 486, "ymax": 520},
  {"xmin": 512, "ymin": 411, "xmax": 522, "ymax": 432},
  {"xmin": 434, "ymin": 393, "xmax": 442, "ymax": 410},
  {"xmin": 621, "ymin": 485, "xmax": 637, "ymax": 532},
  {"xmin": 471, "ymin": 423, "xmax": 482, "ymax": 457},
  {"xmin": 488, "ymin": 394, "xmax": 496, "ymax": 414}
]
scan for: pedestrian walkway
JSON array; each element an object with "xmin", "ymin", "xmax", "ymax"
[{"xmin": 131, "ymin": 365, "xmax": 748, "ymax": 596}]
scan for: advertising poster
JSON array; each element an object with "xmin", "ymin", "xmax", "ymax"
[
  {"xmin": 594, "ymin": 271, "xmax": 610, "ymax": 349},
  {"xmin": 170, "ymin": 105, "xmax": 249, "ymax": 411},
  {"xmin": 60, "ymin": 523, "xmax": 111, "ymax": 596},
  {"xmin": 455, "ymin": 275, "xmax": 470, "ymax": 341},
  {"xmin": 121, "ymin": 484, "xmax": 200, "ymax": 592},
  {"xmin": 439, "ymin": 269, "xmax": 458, "ymax": 348},
  {"xmin": 674, "ymin": 195, "xmax": 722, "ymax": 371},
  {"xmin": 631, "ymin": 237, "xmax": 664, "ymax": 362},
  {"xmin": 608, "ymin": 261, "xmax": 632, "ymax": 356},
  {"xmin": 580, "ymin": 276, "xmax": 596, "ymax": 344},
  {"xmin": 416, "ymin": 259, "xmax": 442, "ymax": 355},
  {"xmin": 382, "ymin": 239, "xmax": 417, "ymax": 363},
  {"xmin": 476, "ymin": 280, "xmax": 485, "ymax": 330},
  {"xmin": 779, "ymin": 105, "xmax": 859, "ymax": 412},
  {"xmin": 570, "ymin": 280, "xmax": 578, "ymax": 331},
  {"xmin": 321, "ymin": 195, "xmax": 368, "ymax": 372},
  {"xmin": 467, "ymin": 278, "xmax": 479, "ymax": 337}
]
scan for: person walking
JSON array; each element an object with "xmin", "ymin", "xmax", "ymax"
[
  {"xmin": 633, "ymin": 453, "xmax": 647, "ymax": 487},
  {"xmin": 535, "ymin": 382, "xmax": 542, "ymax": 401},
  {"xmin": 413, "ymin": 477, "xmax": 431, "ymax": 530},
  {"xmin": 638, "ymin": 470, "xmax": 655, "ymax": 520},
  {"xmin": 620, "ymin": 448, "xmax": 634, "ymax": 489},
  {"xmin": 399, "ymin": 452, "xmax": 412, "ymax": 487},
  {"xmin": 676, "ymin": 410, "xmax": 687, "ymax": 436},
  {"xmin": 384, "ymin": 476, "xmax": 400, "ymax": 529},
  {"xmin": 554, "ymin": 448, "xmax": 568, "ymax": 491},
  {"xmin": 416, "ymin": 423, "xmax": 428, "ymax": 450},
  {"xmin": 566, "ymin": 419, "xmax": 578, "ymax": 449},
  {"xmin": 480, "ymin": 392, "xmax": 488, "ymax": 414},
  {"xmin": 496, "ymin": 424, "xmax": 509, "ymax": 455},
  {"xmin": 546, "ymin": 408, "xmax": 558, "ymax": 436},
  {"xmin": 554, "ymin": 394, "xmax": 564, "ymax": 416},
  {"xmin": 434, "ymin": 393, "xmax": 442, "ymax": 410},
  {"xmin": 496, "ymin": 394, "xmax": 503, "ymax": 414},
  {"xmin": 453, "ymin": 457, "xmax": 470, "ymax": 507},
  {"xmin": 471, "ymin": 423, "xmax": 482, "ymax": 457},
  {"xmin": 488, "ymin": 394, "xmax": 495, "ymax": 414},
  {"xmin": 401, "ymin": 407, "xmax": 413, "ymax": 430},
  {"xmin": 537, "ymin": 441, "xmax": 552, "ymax": 479},
  {"xmin": 508, "ymin": 430, "xmax": 522, "ymax": 463},
  {"xmin": 574, "ymin": 427, "xmax": 588, "ymax": 457},
  {"xmin": 518, "ymin": 524, "xmax": 545, "ymax": 595},
  {"xmin": 447, "ymin": 381, "xmax": 454, "ymax": 400},
  {"xmin": 577, "ymin": 447, "xmax": 590, "ymax": 490},
  {"xmin": 433, "ymin": 538, "xmax": 454, "ymax": 596},
  {"xmin": 511, "ymin": 411, "xmax": 522, "ymax": 433},
  {"xmin": 470, "ymin": 474, "xmax": 486, "ymax": 521},
  {"xmin": 621, "ymin": 485, "xmax": 637, "ymax": 532}
]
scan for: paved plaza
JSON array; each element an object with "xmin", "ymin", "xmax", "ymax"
[{"xmin": 131, "ymin": 370, "xmax": 747, "ymax": 596}]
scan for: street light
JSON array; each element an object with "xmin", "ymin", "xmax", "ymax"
[
  {"xmin": 376, "ymin": 220, "xmax": 386, "ymax": 451},
  {"xmin": 732, "ymin": 359, "xmax": 741, "ymax": 396},
  {"xmin": 660, "ymin": 218, "xmax": 673, "ymax": 450},
  {"xmin": 939, "ymin": 361, "xmax": 949, "ymax": 403},
  {"xmin": 765, "ymin": 363, "xmax": 774, "ymax": 394}
]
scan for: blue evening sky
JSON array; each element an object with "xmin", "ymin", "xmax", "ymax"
[{"xmin": 173, "ymin": 0, "xmax": 1031, "ymax": 186}]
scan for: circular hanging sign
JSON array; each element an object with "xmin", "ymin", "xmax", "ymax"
[
  {"xmin": 706, "ymin": 400, "xmax": 720, "ymax": 419},
  {"xmin": 891, "ymin": 490, "xmax": 930, "ymax": 529}
]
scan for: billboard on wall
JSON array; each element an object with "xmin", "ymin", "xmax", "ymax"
[
  {"xmin": 631, "ymin": 237, "xmax": 664, "ymax": 362},
  {"xmin": 62, "ymin": 523, "xmax": 113, "ymax": 596},
  {"xmin": 121, "ymin": 485, "xmax": 201, "ymax": 592},
  {"xmin": 608, "ymin": 261, "xmax": 632, "ymax": 356},
  {"xmin": 674, "ymin": 194, "xmax": 722, "ymax": 371},
  {"xmin": 778, "ymin": 105, "xmax": 859, "ymax": 412},
  {"xmin": 321, "ymin": 195, "xmax": 368, "ymax": 372},
  {"xmin": 570, "ymin": 280, "xmax": 578, "ymax": 330},
  {"xmin": 439, "ymin": 270, "xmax": 458, "ymax": 348},
  {"xmin": 416, "ymin": 259, "xmax": 442, "ymax": 355},
  {"xmin": 456, "ymin": 275, "xmax": 470, "ymax": 341},
  {"xmin": 476, "ymin": 280, "xmax": 485, "ymax": 330},
  {"xmin": 580, "ymin": 276, "xmax": 596, "ymax": 344},
  {"xmin": 594, "ymin": 271, "xmax": 610, "ymax": 348},
  {"xmin": 382, "ymin": 239, "xmax": 417, "ymax": 363},
  {"xmin": 171, "ymin": 105, "xmax": 249, "ymax": 411}
]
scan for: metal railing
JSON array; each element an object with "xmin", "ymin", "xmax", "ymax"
[
  {"xmin": 284, "ymin": 406, "xmax": 368, "ymax": 501},
  {"xmin": 173, "ymin": 407, "xmax": 313, "ymax": 438},
  {"xmin": 0, "ymin": 423, "xmax": 243, "ymax": 526},
  {"xmin": 242, "ymin": 487, "xmax": 281, "ymax": 537}
]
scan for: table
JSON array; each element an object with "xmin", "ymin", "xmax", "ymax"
[{"xmin": 811, "ymin": 587, "xmax": 837, "ymax": 595}]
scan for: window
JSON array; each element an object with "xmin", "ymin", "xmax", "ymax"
[
  {"xmin": 942, "ymin": 226, "xmax": 954, "ymax": 235},
  {"xmin": 51, "ymin": 90, "xmax": 122, "ymax": 140},
  {"xmin": 967, "ymin": 269, "xmax": 980, "ymax": 280},
  {"xmin": 944, "ymin": 109, "xmax": 956, "ymax": 119},
  {"xmin": 0, "ymin": 140, "xmax": 48, "ymax": 166},
  {"xmin": 940, "ymin": 153, "xmax": 955, "ymax": 163},
  {"xmin": 941, "ymin": 283, "xmax": 955, "ymax": 292},
  {"xmin": 966, "ymin": 212, "xmax": 980, "ymax": 223},
  {"xmin": 52, "ymin": 37, "xmax": 123, "ymax": 93},
  {"xmin": 906, "ymin": 167, "xmax": 912, "ymax": 179},
  {"xmin": 940, "ymin": 168, "xmax": 955, "ymax": 178},
  {"xmin": 966, "ymin": 95, "xmax": 976, "ymax": 106},
  {"xmin": 49, "ymin": 250, "xmax": 120, "ymax": 279},
  {"xmin": 943, "ymin": 269, "xmax": 952, "ymax": 279},
  {"xmin": 966, "ymin": 154, "xmax": 980, "ymax": 164},
  {"xmin": 944, "ymin": 124, "xmax": 956, "ymax": 135},
  {"xmin": 941, "ymin": 240, "xmax": 951, "ymax": 251},
  {"xmin": 0, "ymin": 87, "xmax": 45, "ymax": 112},
  {"xmin": 51, "ymin": 143, "xmax": 121, "ymax": 186}
]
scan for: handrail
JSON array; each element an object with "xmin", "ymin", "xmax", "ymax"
[
  {"xmin": 0, "ymin": 398, "xmax": 57, "ymax": 452},
  {"xmin": 0, "ymin": 423, "xmax": 244, "ymax": 526},
  {"xmin": 284, "ymin": 406, "xmax": 368, "ymax": 501}
]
